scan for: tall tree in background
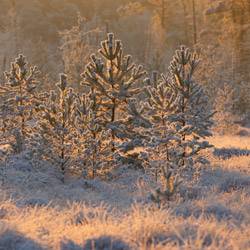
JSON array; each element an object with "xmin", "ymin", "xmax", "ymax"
[
  {"xmin": 204, "ymin": 0, "xmax": 250, "ymax": 82},
  {"xmin": 191, "ymin": 0, "xmax": 197, "ymax": 45},
  {"xmin": 8, "ymin": 0, "xmax": 21, "ymax": 59},
  {"xmin": 118, "ymin": 0, "xmax": 195, "ymax": 72},
  {"xmin": 29, "ymin": 38, "xmax": 56, "ymax": 91},
  {"xmin": 199, "ymin": 0, "xmax": 250, "ymax": 117},
  {"xmin": 179, "ymin": 0, "xmax": 189, "ymax": 45},
  {"xmin": 0, "ymin": 1, "xmax": 9, "ymax": 32},
  {"xmin": 60, "ymin": 13, "xmax": 96, "ymax": 92},
  {"xmin": 213, "ymin": 84, "xmax": 239, "ymax": 135}
]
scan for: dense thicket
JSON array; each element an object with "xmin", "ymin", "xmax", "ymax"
[
  {"xmin": 0, "ymin": 0, "xmax": 249, "ymax": 197},
  {"xmin": 0, "ymin": 33, "xmax": 214, "ymax": 192}
]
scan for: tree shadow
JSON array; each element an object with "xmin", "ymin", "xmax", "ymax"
[
  {"xmin": 0, "ymin": 230, "xmax": 45, "ymax": 250},
  {"xmin": 61, "ymin": 236, "xmax": 130, "ymax": 250},
  {"xmin": 213, "ymin": 147, "xmax": 250, "ymax": 159}
]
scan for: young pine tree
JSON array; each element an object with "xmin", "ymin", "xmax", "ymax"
[
  {"xmin": 81, "ymin": 33, "xmax": 146, "ymax": 156},
  {"xmin": 134, "ymin": 71, "xmax": 180, "ymax": 178},
  {"xmin": 0, "ymin": 55, "xmax": 40, "ymax": 153},
  {"xmin": 74, "ymin": 93, "xmax": 114, "ymax": 179},
  {"xmin": 168, "ymin": 46, "xmax": 215, "ymax": 167},
  {"xmin": 36, "ymin": 74, "xmax": 77, "ymax": 182},
  {"xmin": 149, "ymin": 163, "xmax": 182, "ymax": 206}
]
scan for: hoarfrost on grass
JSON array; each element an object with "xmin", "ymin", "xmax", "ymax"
[{"xmin": 0, "ymin": 134, "xmax": 250, "ymax": 249}]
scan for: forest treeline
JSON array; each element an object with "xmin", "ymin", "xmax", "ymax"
[{"xmin": 0, "ymin": 0, "xmax": 249, "ymax": 124}]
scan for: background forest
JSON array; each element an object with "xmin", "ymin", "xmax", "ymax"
[{"xmin": 0, "ymin": 0, "xmax": 249, "ymax": 127}]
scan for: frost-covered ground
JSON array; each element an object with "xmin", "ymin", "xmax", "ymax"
[{"xmin": 0, "ymin": 134, "xmax": 250, "ymax": 250}]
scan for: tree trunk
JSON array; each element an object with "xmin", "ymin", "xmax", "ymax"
[{"xmin": 192, "ymin": 0, "xmax": 197, "ymax": 45}]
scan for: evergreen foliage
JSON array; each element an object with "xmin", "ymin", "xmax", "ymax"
[
  {"xmin": 0, "ymin": 54, "xmax": 40, "ymax": 153},
  {"xmin": 167, "ymin": 45, "xmax": 215, "ymax": 167},
  {"xmin": 213, "ymin": 84, "xmax": 238, "ymax": 135},
  {"xmin": 0, "ymin": 33, "xmax": 216, "ymax": 188},
  {"xmin": 36, "ymin": 74, "xmax": 77, "ymax": 182},
  {"xmin": 74, "ymin": 93, "xmax": 114, "ymax": 178},
  {"xmin": 137, "ymin": 46, "xmax": 214, "ymax": 178},
  {"xmin": 81, "ymin": 33, "xmax": 146, "ymax": 156},
  {"xmin": 149, "ymin": 163, "xmax": 182, "ymax": 205},
  {"xmin": 140, "ymin": 71, "xmax": 179, "ymax": 170}
]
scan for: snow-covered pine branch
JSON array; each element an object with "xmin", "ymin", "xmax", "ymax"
[
  {"xmin": 168, "ymin": 46, "xmax": 215, "ymax": 167},
  {"xmin": 81, "ymin": 33, "xmax": 146, "ymax": 162},
  {"xmin": 137, "ymin": 71, "xmax": 180, "ymax": 175},
  {"xmin": 0, "ymin": 55, "xmax": 40, "ymax": 153},
  {"xmin": 35, "ymin": 74, "xmax": 78, "ymax": 182},
  {"xmin": 74, "ymin": 93, "xmax": 114, "ymax": 179}
]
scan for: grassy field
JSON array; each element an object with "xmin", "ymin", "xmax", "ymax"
[{"xmin": 0, "ymin": 134, "xmax": 250, "ymax": 250}]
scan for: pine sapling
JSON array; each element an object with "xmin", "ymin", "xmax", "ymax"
[
  {"xmin": 139, "ymin": 71, "xmax": 180, "ymax": 172},
  {"xmin": 74, "ymin": 93, "xmax": 114, "ymax": 178},
  {"xmin": 81, "ymin": 33, "xmax": 146, "ymax": 155},
  {"xmin": 168, "ymin": 46, "xmax": 215, "ymax": 167},
  {"xmin": 0, "ymin": 54, "xmax": 40, "ymax": 152},
  {"xmin": 36, "ymin": 74, "xmax": 77, "ymax": 182},
  {"xmin": 149, "ymin": 163, "xmax": 182, "ymax": 205}
]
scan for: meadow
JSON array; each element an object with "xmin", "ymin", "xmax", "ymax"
[
  {"xmin": 0, "ymin": 133, "xmax": 250, "ymax": 250},
  {"xmin": 0, "ymin": 1, "xmax": 249, "ymax": 249}
]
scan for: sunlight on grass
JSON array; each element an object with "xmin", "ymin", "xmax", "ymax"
[
  {"xmin": 208, "ymin": 134, "xmax": 250, "ymax": 149},
  {"xmin": 1, "ymin": 133, "xmax": 250, "ymax": 249}
]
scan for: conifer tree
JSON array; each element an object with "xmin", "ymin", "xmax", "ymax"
[
  {"xmin": 168, "ymin": 46, "xmax": 215, "ymax": 167},
  {"xmin": 74, "ymin": 93, "xmax": 114, "ymax": 178},
  {"xmin": 213, "ymin": 84, "xmax": 239, "ymax": 135},
  {"xmin": 0, "ymin": 54, "xmax": 40, "ymax": 152},
  {"xmin": 118, "ymin": 97, "xmax": 152, "ymax": 167},
  {"xmin": 133, "ymin": 71, "xmax": 180, "ymax": 177},
  {"xmin": 81, "ymin": 33, "xmax": 146, "ymax": 155},
  {"xmin": 36, "ymin": 74, "xmax": 77, "ymax": 182},
  {"xmin": 125, "ymin": 46, "xmax": 214, "ymax": 172},
  {"xmin": 149, "ymin": 163, "xmax": 182, "ymax": 206},
  {"xmin": 142, "ymin": 71, "xmax": 179, "ymax": 163}
]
